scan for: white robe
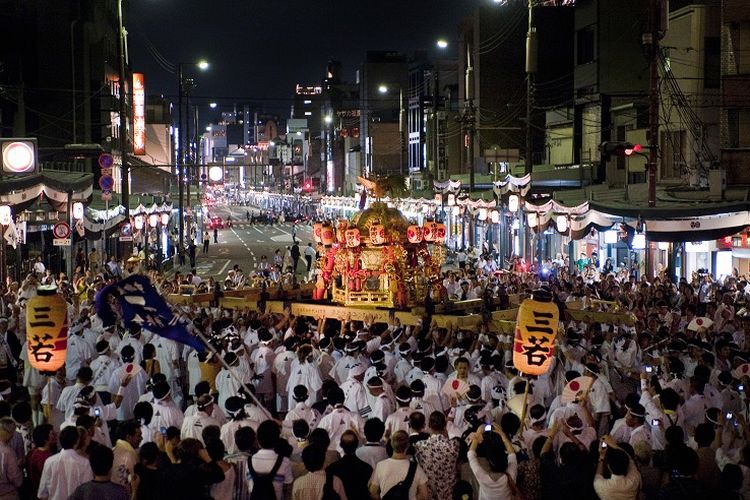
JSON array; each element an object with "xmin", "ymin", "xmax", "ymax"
[
  {"xmin": 286, "ymin": 361, "xmax": 323, "ymax": 410},
  {"xmin": 181, "ymin": 410, "xmax": 220, "ymax": 444}
]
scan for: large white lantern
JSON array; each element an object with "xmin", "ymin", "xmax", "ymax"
[
  {"xmin": 447, "ymin": 194, "xmax": 456, "ymax": 206},
  {"xmin": 527, "ymin": 212, "xmax": 537, "ymax": 227},
  {"xmin": 508, "ymin": 194, "xmax": 519, "ymax": 213},
  {"xmin": 478, "ymin": 208, "xmax": 488, "ymax": 221},
  {"xmin": 208, "ymin": 166, "xmax": 223, "ymax": 182},
  {"xmin": 72, "ymin": 202, "xmax": 84, "ymax": 220},
  {"xmin": 148, "ymin": 214, "xmax": 158, "ymax": 228},
  {"xmin": 0, "ymin": 206, "xmax": 12, "ymax": 226},
  {"xmin": 161, "ymin": 213, "xmax": 170, "ymax": 225},
  {"xmin": 491, "ymin": 210, "xmax": 500, "ymax": 224},
  {"xmin": 134, "ymin": 216, "xmax": 144, "ymax": 230},
  {"xmin": 556, "ymin": 215, "xmax": 568, "ymax": 233}
]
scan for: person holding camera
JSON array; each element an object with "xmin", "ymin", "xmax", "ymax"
[
  {"xmin": 466, "ymin": 422, "xmax": 517, "ymax": 500},
  {"xmin": 593, "ymin": 435, "xmax": 641, "ymax": 500}
]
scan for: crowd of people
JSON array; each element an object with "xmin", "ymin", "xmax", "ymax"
[{"xmin": 0, "ymin": 246, "xmax": 749, "ymax": 500}]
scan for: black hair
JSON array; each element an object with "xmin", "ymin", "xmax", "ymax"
[
  {"xmin": 11, "ymin": 402, "xmax": 31, "ymax": 424},
  {"xmin": 133, "ymin": 401, "xmax": 154, "ymax": 426},
  {"xmin": 500, "ymin": 412, "xmax": 521, "ymax": 438},
  {"xmin": 364, "ymin": 418, "xmax": 385, "ymax": 443},
  {"xmin": 292, "ymin": 419, "xmax": 310, "ymax": 440},
  {"xmin": 308, "ymin": 428, "xmax": 331, "ymax": 450},
  {"xmin": 301, "ymin": 444, "xmax": 326, "ymax": 472},
  {"xmin": 89, "ymin": 445, "xmax": 114, "ymax": 476},
  {"xmin": 205, "ymin": 438, "xmax": 226, "ymax": 461},
  {"xmin": 117, "ymin": 420, "xmax": 140, "ymax": 441},
  {"xmin": 257, "ymin": 420, "xmax": 281, "ymax": 449},
  {"xmin": 59, "ymin": 426, "xmax": 80, "ymax": 450},
  {"xmin": 694, "ymin": 423, "xmax": 715, "ymax": 447},
  {"xmin": 606, "ymin": 448, "xmax": 630, "ymax": 476},
  {"xmin": 201, "ymin": 425, "xmax": 221, "ymax": 445},
  {"xmin": 32, "ymin": 424, "xmax": 53, "ymax": 448},
  {"xmin": 234, "ymin": 426, "xmax": 256, "ymax": 453},
  {"xmin": 139, "ymin": 442, "xmax": 160, "ymax": 465}
]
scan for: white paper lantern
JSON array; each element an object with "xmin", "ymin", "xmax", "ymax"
[
  {"xmin": 134, "ymin": 216, "xmax": 144, "ymax": 230},
  {"xmin": 491, "ymin": 210, "xmax": 500, "ymax": 224},
  {"xmin": 556, "ymin": 215, "xmax": 568, "ymax": 233},
  {"xmin": 508, "ymin": 195, "xmax": 519, "ymax": 213},
  {"xmin": 478, "ymin": 208, "xmax": 488, "ymax": 221},
  {"xmin": 658, "ymin": 241, "xmax": 670, "ymax": 250},
  {"xmin": 452, "ymin": 205, "xmax": 460, "ymax": 216},
  {"xmin": 0, "ymin": 206, "xmax": 11, "ymax": 226},
  {"xmin": 604, "ymin": 230, "xmax": 618, "ymax": 244},
  {"xmin": 633, "ymin": 233, "xmax": 646, "ymax": 249},
  {"xmin": 148, "ymin": 214, "xmax": 158, "ymax": 228},
  {"xmin": 527, "ymin": 212, "xmax": 537, "ymax": 227},
  {"xmin": 161, "ymin": 213, "xmax": 170, "ymax": 225},
  {"xmin": 72, "ymin": 202, "xmax": 84, "ymax": 220},
  {"xmin": 447, "ymin": 194, "xmax": 456, "ymax": 206}
]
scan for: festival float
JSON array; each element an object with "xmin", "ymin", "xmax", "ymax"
[{"xmin": 312, "ymin": 178, "xmax": 446, "ymax": 310}]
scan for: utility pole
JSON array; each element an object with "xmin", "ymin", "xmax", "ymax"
[
  {"xmin": 117, "ymin": 0, "xmax": 130, "ymax": 221},
  {"xmin": 645, "ymin": 0, "xmax": 663, "ymax": 207},
  {"xmin": 177, "ymin": 64, "xmax": 184, "ymax": 250},
  {"xmin": 525, "ymin": 0, "xmax": 537, "ymax": 175}
]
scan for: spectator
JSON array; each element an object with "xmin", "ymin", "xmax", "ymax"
[
  {"xmin": 160, "ymin": 438, "xmax": 225, "ymax": 500},
  {"xmin": 133, "ymin": 442, "xmax": 162, "ymax": 500},
  {"xmin": 38, "ymin": 426, "xmax": 93, "ymax": 500},
  {"xmin": 466, "ymin": 423, "xmax": 517, "ymax": 500},
  {"xmin": 327, "ymin": 430, "xmax": 372, "ymax": 500},
  {"xmin": 26, "ymin": 424, "xmax": 55, "ymax": 498},
  {"xmin": 292, "ymin": 444, "xmax": 346, "ymax": 500},
  {"xmin": 414, "ymin": 411, "xmax": 460, "ymax": 500},
  {"xmin": 658, "ymin": 447, "xmax": 713, "ymax": 500},
  {"xmin": 111, "ymin": 420, "xmax": 142, "ymax": 494},
  {"xmin": 369, "ymin": 430, "xmax": 429, "ymax": 500},
  {"xmin": 69, "ymin": 445, "xmax": 128, "ymax": 500},
  {"xmin": 592, "ymin": 436, "xmax": 641, "ymax": 500},
  {"xmin": 0, "ymin": 417, "xmax": 21, "ymax": 499},
  {"xmin": 206, "ymin": 439, "xmax": 234, "ymax": 500},
  {"xmin": 248, "ymin": 420, "xmax": 293, "ymax": 499},
  {"xmin": 355, "ymin": 418, "xmax": 387, "ymax": 469}
]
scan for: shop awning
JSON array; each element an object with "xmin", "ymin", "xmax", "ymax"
[{"xmin": 0, "ymin": 171, "xmax": 94, "ymax": 212}]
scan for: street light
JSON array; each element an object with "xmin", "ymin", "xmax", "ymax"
[
  {"xmin": 177, "ymin": 60, "xmax": 209, "ymax": 253},
  {"xmin": 436, "ymin": 39, "xmax": 449, "ymax": 49},
  {"xmin": 209, "ymin": 102, "xmax": 217, "ymax": 109}
]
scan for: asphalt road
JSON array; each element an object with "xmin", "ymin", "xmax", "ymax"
[{"xmin": 174, "ymin": 205, "xmax": 316, "ymax": 280}]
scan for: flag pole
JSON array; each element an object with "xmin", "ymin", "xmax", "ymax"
[{"xmin": 192, "ymin": 329, "xmax": 274, "ymax": 420}]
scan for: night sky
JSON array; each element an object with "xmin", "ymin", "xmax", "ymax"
[{"xmin": 129, "ymin": 0, "xmax": 480, "ymax": 116}]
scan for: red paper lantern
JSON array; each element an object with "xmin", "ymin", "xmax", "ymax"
[
  {"xmin": 423, "ymin": 222, "xmax": 437, "ymax": 242},
  {"xmin": 321, "ymin": 225, "xmax": 335, "ymax": 245},
  {"xmin": 345, "ymin": 228, "xmax": 361, "ymax": 247},
  {"xmin": 369, "ymin": 224, "xmax": 386, "ymax": 245},
  {"xmin": 407, "ymin": 225, "xmax": 423, "ymax": 244},
  {"xmin": 434, "ymin": 223, "xmax": 446, "ymax": 243},
  {"xmin": 313, "ymin": 223, "xmax": 323, "ymax": 243}
]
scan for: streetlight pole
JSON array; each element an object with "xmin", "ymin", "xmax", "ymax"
[
  {"xmin": 117, "ymin": 0, "xmax": 130, "ymax": 221},
  {"xmin": 525, "ymin": 0, "xmax": 537, "ymax": 175},
  {"xmin": 177, "ymin": 63, "xmax": 184, "ymax": 252}
]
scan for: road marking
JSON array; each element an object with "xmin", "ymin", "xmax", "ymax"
[
  {"xmin": 218, "ymin": 259, "xmax": 231, "ymax": 276},
  {"xmin": 275, "ymin": 227, "xmax": 291, "ymax": 235},
  {"xmin": 253, "ymin": 227, "xmax": 263, "ymax": 234}
]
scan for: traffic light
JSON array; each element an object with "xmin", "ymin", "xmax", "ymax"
[{"xmin": 599, "ymin": 141, "xmax": 642, "ymax": 161}]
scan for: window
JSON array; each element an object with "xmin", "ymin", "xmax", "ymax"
[
  {"xmin": 727, "ymin": 109, "xmax": 750, "ymax": 148},
  {"xmin": 304, "ymin": 100, "xmax": 312, "ymax": 105},
  {"xmin": 577, "ymin": 26, "xmax": 595, "ymax": 65},
  {"xmin": 304, "ymin": 111, "xmax": 312, "ymax": 116},
  {"xmin": 704, "ymin": 37, "xmax": 720, "ymax": 89}
]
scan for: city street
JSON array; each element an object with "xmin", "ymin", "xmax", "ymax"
[{"xmin": 176, "ymin": 204, "xmax": 315, "ymax": 280}]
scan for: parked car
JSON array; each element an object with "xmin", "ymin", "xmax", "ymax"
[{"xmin": 208, "ymin": 216, "xmax": 224, "ymax": 229}]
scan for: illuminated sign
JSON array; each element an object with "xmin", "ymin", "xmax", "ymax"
[
  {"xmin": 1, "ymin": 139, "xmax": 37, "ymax": 174},
  {"xmin": 133, "ymin": 73, "xmax": 146, "ymax": 155},
  {"xmin": 295, "ymin": 84, "xmax": 322, "ymax": 95}
]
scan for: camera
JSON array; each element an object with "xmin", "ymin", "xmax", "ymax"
[
  {"xmin": 727, "ymin": 412, "xmax": 734, "ymax": 420},
  {"xmin": 94, "ymin": 408, "xmax": 100, "ymax": 417},
  {"xmin": 651, "ymin": 419, "xmax": 660, "ymax": 427},
  {"xmin": 739, "ymin": 385, "xmax": 745, "ymax": 392},
  {"xmin": 484, "ymin": 424, "xmax": 492, "ymax": 432},
  {"xmin": 645, "ymin": 366, "xmax": 653, "ymax": 373},
  {"xmin": 601, "ymin": 441, "xmax": 607, "ymax": 449}
]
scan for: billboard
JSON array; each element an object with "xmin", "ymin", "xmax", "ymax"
[{"xmin": 133, "ymin": 73, "xmax": 146, "ymax": 155}]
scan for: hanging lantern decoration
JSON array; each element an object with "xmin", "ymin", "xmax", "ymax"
[
  {"xmin": 556, "ymin": 215, "xmax": 568, "ymax": 233},
  {"xmin": 160, "ymin": 213, "xmax": 170, "ymax": 226},
  {"xmin": 26, "ymin": 286, "xmax": 68, "ymax": 373},
  {"xmin": 513, "ymin": 290, "xmax": 560, "ymax": 376},
  {"xmin": 508, "ymin": 194, "xmax": 520, "ymax": 213},
  {"xmin": 336, "ymin": 219, "xmax": 349, "ymax": 243},
  {"xmin": 0, "ymin": 206, "xmax": 11, "ymax": 226},
  {"xmin": 423, "ymin": 222, "xmax": 437, "ymax": 242},
  {"xmin": 447, "ymin": 194, "xmax": 456, "ymax": 206},
  {"xmin": 369, "ymin": 224, "xmax": 386, "ymax": 245},
  {"xmin": 527, "ymin": 212, "xmax": 537, "ymax": 227},
  {"xmin": 407, "ymin": 225, "xmax": 423, "ymax": 244},
  {"xmin": 321, "ymin": 224, "xmax": 335, "ymax": 245},
  {"xmin": 478, "ymin": 208, "xmax": 488, "ymax": 221},
  {"xmin": 491, "ymin": 210, "xmax": 500, "ymax": 224},
  {"xmin": 434, "ymin": 223, "xmax": 446, "ymax": 243},
  {"xmin": 134, "ymin": 216, "xmax": 144, "ymax": 230},
  {"xmin": 148, "ymin": 214, "xmax": 158, "ymax": 228},
  {"xmin": 313, "ymin": 223, "xmax": 323, "ymax": 243},
  {"xmin": 345, "ymin": 228, "xmax": 361, "ymax": 248}
]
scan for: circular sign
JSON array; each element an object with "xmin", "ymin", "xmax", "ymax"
[
  {"xmin": 120, "ymin": 223, "xmax": 132, "ymax": 237},
  {"xmin": 53, "ymin": 222, "xmax": 71, "ymax": 239},
  {"xmin": 98, "ymin": 153, "xmax": 114, "ymax": 169},
  {"xmin": 99, "ymin": 175, "xmax": 114, "ymax": 191},
  {"xmin": 208, "ymin": 166, "xmax": 223, "ymax": 182},
  {"xmin": 2, "ymin": 141, "xmax": 35, "ymax": 173}
]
